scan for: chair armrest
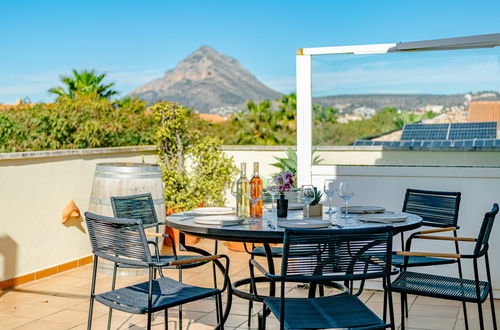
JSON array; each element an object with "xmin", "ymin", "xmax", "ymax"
[
  {"xmin": 414, "ymin": 235, "xmax": 476, "ymax": 242},
  {"xmin": 396, "ymin": 251, "xmax": 461, "ymax": 259},
  {"xmin": 147, "ymin": 241, "xmax": 161, "ymax": 263},
  {"xmin": 415, "ymin": 227, "xmax": 457, "ymax": 235},
  {"xmin": 169, "ymin": 255, "xmax": 231, "ymax": 292},
  {"xmin": 145, "ymin": 232, "xmax": 177, "ymax": 257},
  {"xmin": 168, "ymin": 254, "xmax": 222, "ymax": 266}
]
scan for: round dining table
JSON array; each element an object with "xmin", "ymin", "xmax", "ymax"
[{"xmin": 166, "ymin": 209, "xmax": 423, "ymax": 323}]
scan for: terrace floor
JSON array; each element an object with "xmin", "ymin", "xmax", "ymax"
[{"xmin": 0, "ymin": 240, "xmax": 498, "ymax": 330}]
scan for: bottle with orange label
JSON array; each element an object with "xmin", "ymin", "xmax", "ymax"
[{"xmin": 249, "ymin": 162, "xmax": 263, "ymax": 218}]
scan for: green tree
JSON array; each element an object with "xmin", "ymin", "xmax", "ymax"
[
  {"xmin": 153, "ymin": 102, "xmax": 236, "ymax": 211},
  {"xmin": 48, "ymin": 69, "xmax": 118, "ymax": 99}
]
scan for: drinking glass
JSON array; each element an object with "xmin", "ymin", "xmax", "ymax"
[
  {"xmin": 301, "ymin": 185, "xmax": 315, "ymax": 219},
  {"xmin": 339, "ymin": 182, "xmax": 354, "ymax": 218},
  {"xmin": 230, "ymin": 180, "xmax": 238, "ymax": 203},
  {"xmin": 265, "ymin": 178, "xmax": 278, "ymax": 213},
  {"xmin": 323, "ymin": 179, "xmax": 337, "ymax": 215},
  {"xmin": 247, "ymin": 182, "xmax": 262, "ymax": 223}
]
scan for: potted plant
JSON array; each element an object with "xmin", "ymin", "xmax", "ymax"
[
  {"xmin": 152, "ymin": 101, "xmax": 237, "ymax": 246},
  {"xmin": 304, "ymin": 187, "xmax": 323, "ymax": 217},
  {"xmin": 274, "ymin": 170, "xmax": 294, "ymax": 218}
]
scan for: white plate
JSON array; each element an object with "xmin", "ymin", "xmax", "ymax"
[
  {"xmin": 357, "ymin": 213, "xmax": 408, "ymax": 223},
  {"xmin": 340, "ymin": 206, "xmax": 385, "ymax": 214},
  {"xmin": 193, "ymin": 215, "xmax": 244, "ymax": 225},
  {"xmin": 192, "ymin": 207, "xmax": 235, "ymax": 216},
  {"xmin": 277, "ymin": 219, "xmax": 331, "ymax": 229},
  {"xmin": 288, "ymin": 203, "xmax": 304, "ymax": 210}
]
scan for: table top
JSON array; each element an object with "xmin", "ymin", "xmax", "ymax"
[{"xmin": 166, "ymin": 209, "xmax": 423, "ymax": 244}]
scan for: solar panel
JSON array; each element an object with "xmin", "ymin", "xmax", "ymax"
[
  {"xmin": 450, "ymin": 123, "xmax": 497, "ymax": 139},
  {"xmin": 401, "ymin": 123, "xmax": 449, "ymax": 140},
  {"xmin": 353, "ymin": 138, "xmax": 499, "ymax": 148},
  {"xmin": 401, "ymin": 122, "xmax": 497, "ymax": 141}
]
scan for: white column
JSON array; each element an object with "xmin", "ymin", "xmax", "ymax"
[{"xmin": 296, "ymin": 53, "xmax": 312, "ymax": 186}]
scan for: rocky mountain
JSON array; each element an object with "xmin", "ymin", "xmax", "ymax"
[{"xmin": 129, "ymin": 46, "xmax": 281, "ymax": 113}]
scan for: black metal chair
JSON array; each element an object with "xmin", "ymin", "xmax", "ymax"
[
  {"xmin": 250, "ymin": 226, "xmax": 396, "ymax": 330},
  {"xmin": 391, "ymin": 203, "xmax": 498, "ymax": 330},
  {"xmin": 84, "ymin": 211, "xmax": 230, "ymax": 330},
  {"xmin": 391, "ymin": 189, "xmax": 462, "ymax": 318},
  {"xmin": 110, "ymin": 193, "xmax": 208, "ymax": 329}
]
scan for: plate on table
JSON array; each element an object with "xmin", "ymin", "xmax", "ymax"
[
  {"xmin": 193, "ymin": 215, "xmax": 243, "ymax": 225},
  {"xmin": 192, "ymin": 207, "xmax": 235, "ymax": 216},
  {"xmin": 357, "ymin": 213, "xmax": 408, "ymax": 223},
  {"xmin": 277, "ymin": 219, "xmax": 331, "ymax": 229},
  {"xmin": 340, "ymin": 206, "xmax": 385, "ymax": 214},
  {"xmin": 288, "ymin": 203, "xmax": 304, "ymax": 210}
]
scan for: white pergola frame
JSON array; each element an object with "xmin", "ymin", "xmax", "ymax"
[{"xmin": 296, "ymin": 33, "xmax": 500, "ymax": 185}]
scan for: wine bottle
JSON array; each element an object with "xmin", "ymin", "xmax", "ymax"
[
  {"xmin": 236, "ymin": 163, "xmax": 249, "ymax": 217},
  {"xmin": 249, "ymin": 162, "xmax": 263, "ymax": 218}
]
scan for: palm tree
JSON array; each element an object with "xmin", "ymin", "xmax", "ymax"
[{"xmin": 48, "ymin": 69, "xmax": 118, "ymax": 99}]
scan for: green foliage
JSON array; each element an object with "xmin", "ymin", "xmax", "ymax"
[
  {"xmin": 311, "ymin": 186, "xmax": 323, "ymax": 206},
  {"xmin": 0, "ymin": 93, "xmax": 156, "ymax": 152},
  {"xmin": 271, "ymin": 148, "xmax": 322, "ymax": 176},
  {"xmin": 48, "ymin": 69, "xmax": 118, "ymax": 100},
  {"xmin": 153, "ymin": 102, "xmax": 237, "ymax": 212}
]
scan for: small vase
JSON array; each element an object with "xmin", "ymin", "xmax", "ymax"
[
  {"xmin": 277, "ymin": 194, "xmax": 288, "ymax": 218},
  {"xmin": 304, "ymin": 203, "xmax": 323, "ymax": 218}
]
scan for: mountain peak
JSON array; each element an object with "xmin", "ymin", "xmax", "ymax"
[{"xmin": 129, "ymin": 46, "xmax": 280, "ymax": 113}]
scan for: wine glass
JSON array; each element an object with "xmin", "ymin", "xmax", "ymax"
[
  {"xmin": 323, "ymin": 179, "xmax": 337, "ymax": 215},
  {"xmin": 246, "ymin": 182, "xmax": 262, "ymax": 223},
  {"xmin": 301, "ymin": 185, "xmax": 315, "ymax": 219},
  {"xmin": 339, "ymin": 182, "xmax": 354, "ymax": 218},
  {"xmin": 230, "ymin": 180, "xmax": 238, "ymax": 204},
  {"xmin": 265, "ymin": 178, "xmax": 278, "ymax": 214}
]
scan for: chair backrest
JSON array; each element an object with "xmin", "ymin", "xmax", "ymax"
[
  {"xmin": 111, "ymin": 193, "xmax": 159, "ymax": 227},
  {"xmin": 84, "ymin": 211, "xmax": 151, "ymax": 267},
  {"xmin": 474, "ymin": 203, "xmax": 499, "ymax": 257},
  {"xmin": 281, "ymin": 226, "xmax": 393, "ymax": 282},
  {"xmin": 402, "ymin": 189, "xmax": 461, "ymax": 228}
]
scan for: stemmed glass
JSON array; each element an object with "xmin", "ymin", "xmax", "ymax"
[
  {"xmin": 265, "ymin": 178, "xmax": 278, "ymax": 214},
  {"xmin": 230, "ymin": 181, "xmax": 238, "ymax": 204},
  {"xmin": 339, "ymin": 182, "xmax": 354, "ymax": 218},
  {"xmin": 301, "ymin": 185, "xmax": 315, "ymax": 219},
  {"xmin": 324, "ymin": 179, "xmax": 337, "ymax": 215},
  {"xmin": 246, "ymin": 182, "xmax": 262, "ymax": 223}
]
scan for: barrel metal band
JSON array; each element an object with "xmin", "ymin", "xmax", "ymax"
[
  {"xmin": 94, "ymin": 172, "xmax": 162, "ymax": 179},
  {"xmin": 90, "ymin": 196, "xmax": 165, "ymax": 205}
]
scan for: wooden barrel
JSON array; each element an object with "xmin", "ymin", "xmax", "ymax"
[{"xmin": 89, "ymin": 162, "xmax": 165, "ymax": 275}]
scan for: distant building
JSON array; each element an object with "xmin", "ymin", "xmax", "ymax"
[{"xmin": 468, "ymin": 100, "xmax": 500, "ymax": 124}]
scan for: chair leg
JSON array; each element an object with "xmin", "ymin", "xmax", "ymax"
[
  {"xmin": 318, "ymin": 285, "xmax": 324, "ymax": 297},
  {"xmin": 454, "ymin": 233, "xmax": 469, "ymax": 329},
  {"xmin": 178, "ymin": 269, "xmax": 183, "ymax": 330},
  {"xmin": 490, "ymin": 291, "xmax": 497, "ymax": 330},
  {"xmin": 387, "ymin": 289, "xmax": 395, "ymax": 330},
  {"xmin": 147, "ymin": 312, "xmax": 152, "ymax": 330},
  {"xmin": 216, "ymin": 293, "xmax": 224, "ymax": 330},
  {"xmin": 400, "ymin": 293, "xmax": 405, "ymax": 330},
  {"xmin": 107, "ymin": 262, "xmax": 118, "ymax": 330},
  {"xmin": 87, "ymin": 257, "xmax": 98, "ymax": 330},
  {"xmin": 213, "ymin": 241, "xmax": 219, "ymax": 325},
  {"xmin": 248, "ymin": 280, "xmax": 253, "ymax": 326},
  {"xmin": 477, "ymin": 302, "xmax": 485, "ymax": 330},
  {"xmin": 165, "ymin": 309, "xmax": 169, "ymax": 330},
  {"xmin": 383, "ymin": 281, "xmax": 387, "ymax": 322}
]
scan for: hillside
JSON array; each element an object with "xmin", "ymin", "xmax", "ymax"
[{"xmin": 129, "ymin": 46, "xmax": 281, "ymax": 113}]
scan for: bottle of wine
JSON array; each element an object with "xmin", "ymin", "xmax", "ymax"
[
  {"xmin": 236, "ymin": 163, "xmax": 249, "ymax": 218},
  {"xmin": 249, "ymin": 162, "xmax": 263, "ymax": 218}
]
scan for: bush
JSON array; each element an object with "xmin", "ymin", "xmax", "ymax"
[{"xmin": 0, "ymin": 93, "xmax": 156, "ymax": 152}]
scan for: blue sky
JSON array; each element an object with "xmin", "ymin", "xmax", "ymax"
[{"xmin": 0, "ymin": 0, "xmax": 499, "ymax": 103}]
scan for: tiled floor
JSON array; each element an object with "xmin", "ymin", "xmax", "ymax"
[{"xmin": 1, "ymin": 240, "xmax": 498, "ymax": 329}]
